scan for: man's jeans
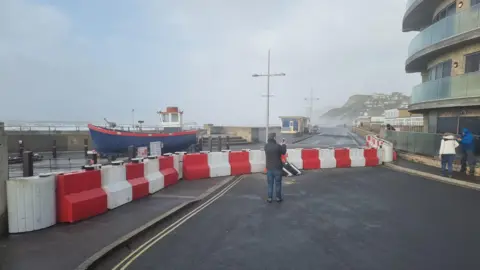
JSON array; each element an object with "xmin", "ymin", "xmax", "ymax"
[
  {"xmin": 441, "ymin": 154, "xmax": 455, "ymax": 176},
  {"xmin": 461, "ymin": 149, "xmax": 476, "ymax": 174},
  {"xmin": 267, "ymin": 169, "xmax": 283, "ymax": 200}
]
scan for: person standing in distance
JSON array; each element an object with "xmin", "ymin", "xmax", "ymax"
[{"xmin": 264, "ymin": 133, "xmax": 287, "ymax": 203}]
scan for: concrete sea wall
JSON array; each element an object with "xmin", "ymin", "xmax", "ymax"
[
  {"xmin": 205, "ymin": 125, "xmax": 282, "ymax": 143},
  {"xmin": 6, "ymin": 131, "xmax": 94, "ymax": 154}
]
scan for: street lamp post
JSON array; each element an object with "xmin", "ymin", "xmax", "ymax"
[
  {"xmin": 304, "ymin": 88, "xmax": 320, "ymax": 124},
  {"xmin": 252, "ymin": 49, "xmax": 286, "ymax": 142}
]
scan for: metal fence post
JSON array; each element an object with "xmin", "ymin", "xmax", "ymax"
[
  {"xmin": 22, "ymin": 151, "xmax": 33, "ymax": 177},
  {"xmin": 52, "ymin": 140, "xmax": 57, "ymax": 159},
  {"xmin": 84, "ymin": 139, "xmax": 88, "ymax": 157},
  {"xmin": 19, "ymin": 140, "xmax": 24, "ymax": 157},
  {"xmin": 128, "ymin": 145, "xmax": 136, "ymax": 161},
  {"xmin": 217, "ymin": 136, "xmax": 223, "ymax": 151},
  {"xmin": 208, "ymin": 136, "xmax": 213, "ymax": 152}
]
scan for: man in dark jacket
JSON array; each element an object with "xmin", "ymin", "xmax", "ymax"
[
  {"xmin": 264, "ymin": 133, "xmax": 287, "ymax": 203},
  {"xmin": 457, "ymin": 128, "xmax": 476, "ymax": 175}
]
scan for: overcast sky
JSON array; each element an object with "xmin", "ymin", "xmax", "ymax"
[{"xmin": 0, "ymin": 0, "xmax": 419, "ymax": 126}]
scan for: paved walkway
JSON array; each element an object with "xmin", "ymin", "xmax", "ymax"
[
  {"xmin": 108, "ymin": 168, "xmax": 480, "ymax": 270},
  {"xmin": 393, "ymin": 158, "xmax": 480, "ymax": 183},
  {"xmin": 0, "ymin": 177, "xmax": 233, "ymax": 270}
]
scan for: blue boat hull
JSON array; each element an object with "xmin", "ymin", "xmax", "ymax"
[{"xmin": 88, "ymin": 125, "xmax": 197, "ymax": 155}]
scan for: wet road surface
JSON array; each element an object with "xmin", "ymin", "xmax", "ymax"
[{"xmin": 105, "ymin": 167, "xmax": 480, "ymax": 270}]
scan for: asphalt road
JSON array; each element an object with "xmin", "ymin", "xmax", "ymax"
[{"xmin": 105, "ymin": 167, "xmax": 480, "ymax": 270}]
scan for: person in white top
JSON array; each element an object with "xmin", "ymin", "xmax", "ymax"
[{"xmin": 439, "ymin": 133, "xmax": 460, "ymax": 177}]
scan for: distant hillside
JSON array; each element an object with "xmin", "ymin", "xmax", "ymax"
[{"xmin": 320, "ymin": 92, "xmax": 410, "ymax": 124}]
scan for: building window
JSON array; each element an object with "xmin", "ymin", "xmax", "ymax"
[
  {"xmin": 465, "ymin": 52, "xmax": 480, "ymax": 73},
  {"xmin": 427, "ymin": 60, "xmax": 452, "ymax": 81},
  {"xmin": 433, "ymin": 2, "xmax": 456, "ymax": 23}
]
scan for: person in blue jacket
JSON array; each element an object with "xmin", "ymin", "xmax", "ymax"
[{"xmin": 457, "ymin": 128, "xmax": 476, "ymax": 175}]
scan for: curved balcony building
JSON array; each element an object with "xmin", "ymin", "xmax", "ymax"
[{"xmin": 404, "ymin": 0, "xmax": 480, "ymax": 133}]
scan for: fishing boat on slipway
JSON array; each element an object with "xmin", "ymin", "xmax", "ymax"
[{"xmin": 88, "ymin": 107, "xmax": 198, "ymax": 155}]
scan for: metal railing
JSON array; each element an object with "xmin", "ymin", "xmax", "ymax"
[
  {"xmin": 8, "ymin": 157, "xmax": 77, "ymax": 179},
  {"xmin": 411, "ymin": 71, "xmax": 480, "ymax": 104},
  {"xmin": 4, "ymin": 121, "xmax": 203, "ymax": 134},
  {"xmin": 408, "ymin": 6, "xmax": 480, "ymax": 58},
  {"xmin": 385, "ymin": 130, "xmax": 480, "ymax": 156}
]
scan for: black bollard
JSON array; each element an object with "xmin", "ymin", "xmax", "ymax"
[
  {"xmin": 127, "ymin": 145, "xmax": 136, "ymax": 161},
  {"xmin": 84, "ymin": 138, "xmax": 88, "ymax": 157},
  {"xmin": 199, "ymin": 137, "xmax": 204, "ymax": 151},
  {"xmin": 23, "ymin": 151, "xmax": 33, "ymax": 177},
  {"xmin": 52, "ymin": 140, "xmax": 57, "ymax": 159},
  {"xmin": 226, "ymin": 136, "xmax": 230, "ymax": 150},
  {"xmin": 217, "ymin": 136, "xmax": 223, "ymax": 151},
  {"xmin": 19, "ymin": 140, "xmax": 24, "ymax": 157},
  {"xmin": 208, "ymin": 136, "xmax": 213, "ymax": 152},
  {"xmin": 92, "ymin": 153, "xmax": 98, "ymax": 164}
]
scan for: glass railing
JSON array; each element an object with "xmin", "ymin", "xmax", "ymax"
[
  {"xmin": 406, "ymin": 0, "xmax": 418, "ymax": 11},
  {"xmin": 385, "ymin": 130, "xmax": 480, "ymax": 155},
  {"xmin": 411, "ymin": 72, "xmax": 480, "ymax": 104},
  {"xmin": 385, "ymin": 131, "xmax": 441, "ymax": 156},
  {"xmin": 408, "ymin": 7, "xmax": 480, "ymax": 58}
]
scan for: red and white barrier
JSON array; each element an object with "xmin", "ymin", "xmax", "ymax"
[
  {"xmin": 125, "ymin": 160, "xmax": 150, "ymax": 200},
  {"xmin": 175, "ymin": 152, "xmax": 186, "ymax": 179},
  {"xmin": 349, "ymin": 148, "xmax": 366, "ymax": 167},
  {"xmin": 183, "ymin": 153, "xmax": 210, "ymax": 180},
  {"xmin": 100, "ymin": 162, "xmax": 132, "ymax": 209},
  {"xmin": 144, "ymin": 156, "xmax": 164, "ymax": 194},
  {"xmin": 301, "ymin": 148, "xmax": 320, "ymax": 170},
  {"xmin": 159, "ymin": 155, "xmax": 179, "ymax": 187},
  {"xmin": 365, "ymin": 134, "xmax": 394, "ymax": 162},
  {"xmin": 334, "ymin": 148, "xmax": 351, "ymax": 168},
  {"xmin": 229, "ymin": 151, "xmax": 251, "ymax": 175},
  {"xmin": 56, "ymin": 169, "xmax": 108, "ymax": 223},
  {"xmin": 319, "ymin": 148, "xmax": 337, "ymax": 168},
  {"xmin": 7, "ymin": 146, "xmax": 387, "ymax": 234},
  {"xmin": 364, "ymin": 148, "xmax": 380, "ymax": 166},
  {"xmin": 286, "ymin": 149, "xmax": 303, "ymax": 169},
  {"xmin": 248, "ymin": 150, "xmax": 265, "ymax": 173},
  {"xmin": 7, "ymin": 173, "xmax": 57, "ymax": 233},
  {"xmin": 208, "ymin": 151, "xmax": 231, "ymax": 177}
]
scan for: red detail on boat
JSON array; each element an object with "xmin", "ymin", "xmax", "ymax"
[
  {"xmin": 87, "ymin": 124, "xmax": 196, "ymax": 138},
  {"xmin": 166, "ymin": 107, "xmax": 179, "ymax": 113}
]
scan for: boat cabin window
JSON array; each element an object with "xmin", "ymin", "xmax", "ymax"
[
  {"xmin": 161, "ymin": 114, "xmax": 168, "ymax": 122},
  {"xmin": 171, "ymin": 113, "xmax": 179, "ymax": 122}
]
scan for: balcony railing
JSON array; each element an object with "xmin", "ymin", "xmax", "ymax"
[
  {"xmin": 408, "ymin": 7, "xmax": 480, "ymax": 58},
  {"xmin": 406, "ymin": 0, "xmax": 417, "ymax": 10},
  {"xmin": 411, "ymin": 71, "xmax": 480, "ymax": 104}
]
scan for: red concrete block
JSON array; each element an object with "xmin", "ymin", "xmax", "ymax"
[
  {"xmin": 363, "ymin": 148, "xmax": 379, "ymax": 167},
  {"xmin": 56, "ymin": 170, "xmax": 107, "ymax": 223},
  {"xmin": 126, "ymin": 163, "xmax": 149, "ymax": 200},
  {"xmin": 301, "ymin": 149, "xmax": 320, "ymax": 170},
  {"xmin": 159, "ymin": 156, "xmax": 179, "ymax": 187},
  {"xmin": 334, "ymin": 148, "xmax": 351, "ymax": 168},
  {"xmin": 229, "ymin": 151, "xmax": 251, "ymax": 175},
  {"xmin": 183, "ymin": 153, "xmax": 210, "ymax": 180}
]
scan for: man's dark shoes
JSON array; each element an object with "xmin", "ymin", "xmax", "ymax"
[
  {"xmin": 266, "ymin": 198, "xmax": 272, "ymax": 203},
  {"xmin": 276, "ymin": 197, "xmax": 283, "ymax": 203}
]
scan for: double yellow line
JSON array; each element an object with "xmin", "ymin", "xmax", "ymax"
[{"xmin": 112, "ymin": 175, "xmax": 244, "ymax": 270}]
